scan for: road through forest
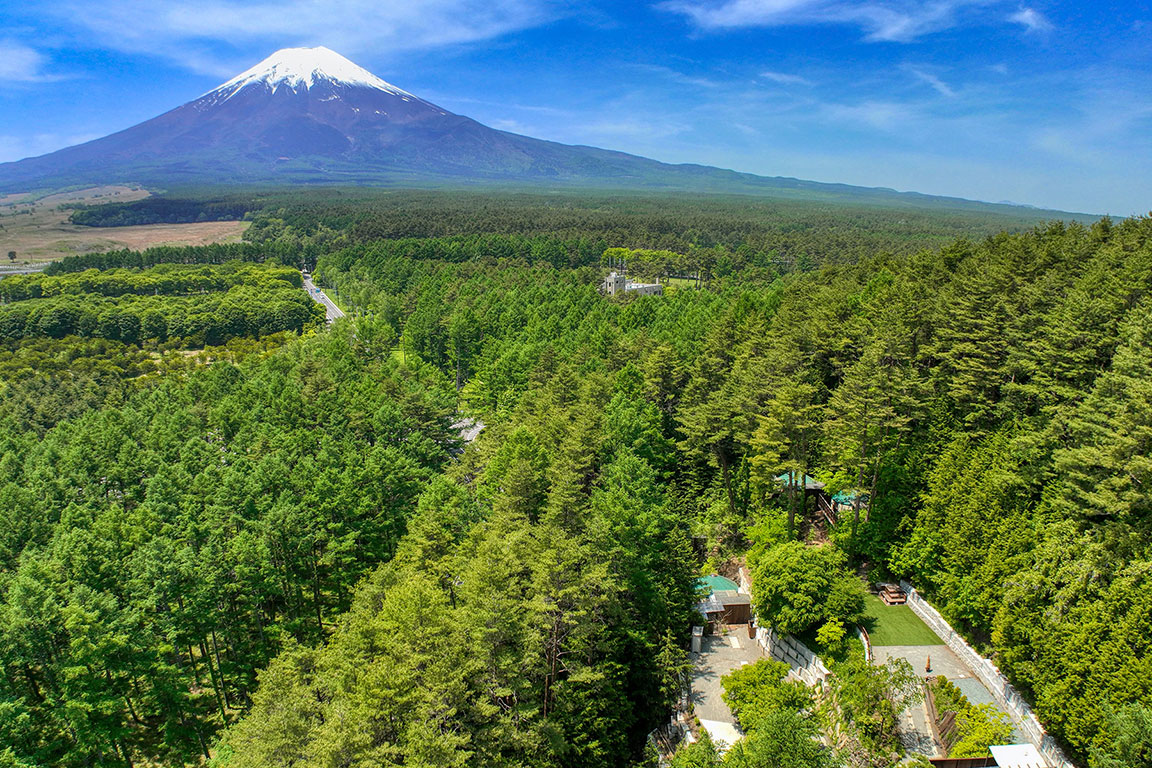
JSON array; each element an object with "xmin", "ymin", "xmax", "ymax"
[{"xmin": 303, "ymin": 273, "xmax": 345, "ymax": 322}]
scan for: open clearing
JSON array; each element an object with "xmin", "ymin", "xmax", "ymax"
[
  {"xmin": 863, "ymin": 593, "xmax": 943, "ymax": 646},
  {"xmin": 0, "ymin": 185, "xmax": 248, "ymax": 262}
]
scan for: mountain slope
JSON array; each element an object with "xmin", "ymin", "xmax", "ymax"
[{"xmin": 0, "ymin": 48, "xmax": 1082, "ymax": 214}]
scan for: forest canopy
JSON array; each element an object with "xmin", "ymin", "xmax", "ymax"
[
  {"xmin": 0, "ymin": 262, "xmax": 321, "ymax": 346},
  {"xmin": 0, "ymin": 191, "xmax": 1148, "ymax": 768}
]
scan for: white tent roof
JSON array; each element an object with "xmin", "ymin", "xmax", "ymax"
[{"xmin": 990, "ymin": 744, "xmax": 1047, "ymax": 768}]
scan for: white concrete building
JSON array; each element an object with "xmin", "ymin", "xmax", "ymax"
[{"xmin": 602, "ymin": 271, "xmax": 663, "ymax": 296}]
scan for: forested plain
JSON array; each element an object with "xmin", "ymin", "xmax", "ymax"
[{"xmin": 0, "ymin": 191, "xmax": 1149, "ymax": 768}]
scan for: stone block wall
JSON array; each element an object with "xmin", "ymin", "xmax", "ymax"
[{"xmin": 754, "ymin": 624, "xmax": 831, "ymax": 688}]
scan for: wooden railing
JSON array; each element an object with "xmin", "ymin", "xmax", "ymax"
[{"xmin": 816, "ymin": 494, "xmax": 837, "ymax": 525}]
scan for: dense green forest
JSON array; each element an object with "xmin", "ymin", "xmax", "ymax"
[
  {"xmin": 303, "ymin": 212, "xmax": 1152, "ymax": 766},
  {"xmin": 1, "ymin": 193, "xmax": 1149, "ymax": 768},
  {"xmin": 1, "ymin": 263, "xmax": 302, "ymax": 301},
  {"xmin": 0, "ymin": 263, "xmax": 321, "ymax": 346},
  {"xmin": 68, "ymin": 197, "xmax": 252, "ymax": 227},
  {"xmin": 68, "ymin": 188, "xmax": 1089, "ymax": 273}
]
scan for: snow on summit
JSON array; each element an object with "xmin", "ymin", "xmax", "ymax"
[{"xmin": 205, "ymin": 46, "xmax": 417, "ymax": 100}]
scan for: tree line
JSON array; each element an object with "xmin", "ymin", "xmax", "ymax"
[
  {"xmin": 2, "ymin": 258, "xmax": 321, "ymax": 350},
  {"xmin": 44, "ymin": 243, "xmax": 307, "ymax": 275},
  {"xmin": 0, "ymin": 263, "xmax": 301, "ymax": 302},
  {"xmin": 68, "ymin": 197, "xmax": 252, "ymax": 227}
]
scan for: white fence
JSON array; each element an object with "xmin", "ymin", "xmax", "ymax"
[
  {"xmin": 856, "ymin": 624, "xmax": 873, "ymax": 663},
  {"xmin": 899, "ymin": 581, "xmax": 1074, "ymax": 768},
  {"xmin": 753, "ymin": 624, "xmax": 831, "ymax": 688}
]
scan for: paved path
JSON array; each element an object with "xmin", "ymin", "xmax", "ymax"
[
  {"xmin": 451, "ymin": 417, "xmax": 486, "ymax": 446},
  {"xmin": 874, "ymin": 644, "xmax": 1023, "ymax": 746},
  {"xmin": 302, "ymin": 274, "xmax": 345, "ymax": 323},
  {"xmin": 691, "ymin": 630, "xmax": 764, "ymax": 751},
  {"xmin": 873, "ymin": 644, "xmax": 968, "ymax": 757},
  {"xmin": 875, "ymin": 645, "xmax": 967, "ymax": 680}
]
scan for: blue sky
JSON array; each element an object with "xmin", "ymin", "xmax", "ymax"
[{"xmin": 1, "ymin": 0, "xmax": 1149, "ymax": 214}]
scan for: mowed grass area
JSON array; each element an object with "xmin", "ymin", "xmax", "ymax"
[
  {"xmin": 862, "ymin": 593, "xmax": 943, "ymax": 646},
  {"xmin": 0, "ymin": 185, "xmax": 248, "ymax": 261},
  {"xmin": 660, "ymin": 276, "xmax": 700, "ymax": 293}
]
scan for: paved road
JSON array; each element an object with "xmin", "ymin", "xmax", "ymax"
[
  {"xmin": 0, "ymin": 264, "xmax": 49, "ymax": 276},
  {"xmin": 302, "ymin": 274, "xmax": 345, "ymax": 323}
]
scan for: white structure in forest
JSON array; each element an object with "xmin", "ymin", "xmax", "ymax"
[{"xmin": 602, "ymin": 271, "xmax": 663, "ymax": 296}]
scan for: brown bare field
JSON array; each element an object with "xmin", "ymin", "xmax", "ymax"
[{"xmin": 0, "ymin": 185, "xmax": 248, "ymax": 262}]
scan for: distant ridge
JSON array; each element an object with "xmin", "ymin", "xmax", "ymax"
[{"xmin": 0, "ymin": 47, "xmax": 1087, "ymax": 217}]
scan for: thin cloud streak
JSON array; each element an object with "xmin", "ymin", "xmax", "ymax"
[
  {"xmin": 761, "ymin": 70, "xmax": 813, "ymax": 85},
  {"xmin": 1010, "ymin": 7, "xmax": 1052, "ymax": 32},
  {"xmin": 908, "ymin": 67, "xmax": 956, "ymax": 97},
  {"xmin": 633, "ymin": 63, "xmax": 725, "ymax": 89},
  {"xmin": 657, "ymin": 0, "xmax": 1010, "ymax": 42}
]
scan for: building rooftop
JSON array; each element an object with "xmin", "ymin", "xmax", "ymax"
[
  {"xmin": 774, "ymin": 473, "xmax": 825, "ymax": 491},
  {"xmin": 990, "ymin": 744, "xmax": 1048, "ymax": 768},
  {"xmin": 698, "ymin": 575, "xmax": 739, "ymax": 594},
  {"xmin": 712, "ymin": 590, "xmax": 750, "ymax": 606}
]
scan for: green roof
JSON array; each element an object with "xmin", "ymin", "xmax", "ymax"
[
  {"xmin": 774, "ymin": 473, "xmax": 825, "ymax": 490},
  {"xmin": 698, "ymin": 575, "xmax": 739, "ymax": 595}
]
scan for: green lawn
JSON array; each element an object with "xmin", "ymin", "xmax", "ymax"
[
  {"xmin": 862, "ymin": 593, "xmax": 943, "ymax": 646},
  {"xmin": 661, "ymin": 276, "xmax": 699, "ymax": 292}
]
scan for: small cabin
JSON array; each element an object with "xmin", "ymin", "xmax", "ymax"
[
  {"xmin": 774, "ymin": 473, "xmax": 828, "ymax": 515},
  {"xmin": 774, "ymin": 473, "xmax": 870, "ymax": 526},
  {"xmin": 696, "ymin": 575, "xmax": 752, "ymax": 627}
]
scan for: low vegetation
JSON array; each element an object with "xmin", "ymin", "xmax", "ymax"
[
  {"xmin": 930, "ymin": 677, "xmax": 1014, "ymax": 758},
  {"xmin": 861, "ymin": 595, "xmax": 941, "ymax": 646}
]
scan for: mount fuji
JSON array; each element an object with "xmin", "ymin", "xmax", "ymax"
[{"xmin": 0, "ymin": 48, "xmax": 1061, "ymax": 210}]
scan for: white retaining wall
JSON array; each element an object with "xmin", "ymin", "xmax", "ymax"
[
  {"xmin": 753, "ymin": 624, "xmax": 831, "ymax": 688},
  {"xmin": 856, "ymin": 624, "xmax": 873, "ymax": 663},
  {"xmin": 899, "ymin": 580, "xmax": 1075, "ymax": 768}
]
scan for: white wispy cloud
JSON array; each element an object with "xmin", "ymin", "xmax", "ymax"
[
  {"xmin": 634, "ymin": 63, "xmax": 724, "ymax": 89},
  {"xmin": 820, "ymin": 99, "xmax": 919, "ymax": 130},
  {"xmin": 489, "ymin": 117, "xmax": 532, "ymax": 133},
  {"xmin": 1009, "ymin": 7, "xmax": 1052, "ymax": 32},
  {"xmin": 760, "ymin": 70, "xmax": 813, "ymax": 85},
  {"xmin": 907, "ymin": 66, "xmax": 955, "ymax": 96},
  {"xmin": 657, "ymin": 0, "xmax": 1009, "ymax": 42},
  {"xmin": 0, "ymin": 40, "xmax": 65, "ymax": 83},
  {"xmin": 34, "ymin": 0, "xmax": 561, "ymax": 76}
]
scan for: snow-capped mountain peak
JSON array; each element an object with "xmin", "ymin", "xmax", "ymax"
[{"xmin": 205, "ymin": 46, "xmax": 417, "ymax": 101}]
